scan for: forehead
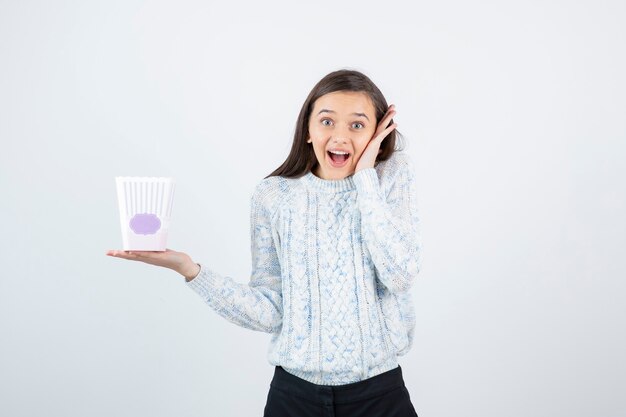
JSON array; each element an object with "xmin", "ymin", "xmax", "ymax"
[{"xmin": 312, "ymin": 91, "xmax": 375, "ymax": 114}]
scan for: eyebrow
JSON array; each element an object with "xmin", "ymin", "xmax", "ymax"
[{"xmin": 317, "ymin": 109, "xmax": 370, "ymax": 121}]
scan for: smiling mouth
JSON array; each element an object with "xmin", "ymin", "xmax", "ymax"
[
  {"xmin": 327, "ymin": 151, "xmax": 351, "ymax": 167},
  {"xmin": 327, "ymin": 151, "xmax": 350, "ymax": 163}
]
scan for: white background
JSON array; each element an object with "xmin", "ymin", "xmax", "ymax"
[{"xmin": 1, "ymin": 1, "xmax": 625, "ymax": 416}]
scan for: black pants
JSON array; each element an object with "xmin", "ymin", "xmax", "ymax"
[{"xmin": 263, "ymin": 365, "xmax": 419, "ymax": 417}]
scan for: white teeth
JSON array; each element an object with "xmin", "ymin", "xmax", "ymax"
[{"xmin": 329, "ymin": 150, "xmax": 349, "ymax": 155}]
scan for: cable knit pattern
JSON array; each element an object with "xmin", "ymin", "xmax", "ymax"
[{"xmin": 186, "ymin": 151, "xmax": 421, "ymax": 385}]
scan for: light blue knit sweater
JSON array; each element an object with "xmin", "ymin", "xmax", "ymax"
[{"xmin": 186, "ymin": 150, "xmax": 421, "ymax": 385}]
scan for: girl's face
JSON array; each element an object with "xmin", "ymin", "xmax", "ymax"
[{"xmin": 307, "ymin": 91, "xmax": 377, "ymax": 180}]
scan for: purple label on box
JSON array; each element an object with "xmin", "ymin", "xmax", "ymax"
[{"xmin": 129, "ymin": 213, "xmax": 161, "ymax": 235}]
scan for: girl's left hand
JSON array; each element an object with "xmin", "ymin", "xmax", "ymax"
[
  {"xmin": 105, "ymin": 248, "xmax": 198, "ymax": 279},
  {"xmin": 355, "ymin": 104, "xmax": 397, "ymax": 173}
]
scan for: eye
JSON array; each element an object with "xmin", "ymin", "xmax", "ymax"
[
  {"xmin": 352, "ymin": 122, "xmax": 364, "ymax": 129},
  {"xmin": 321, "ymin": 118, "xmax": 333, "ymax": 126}
]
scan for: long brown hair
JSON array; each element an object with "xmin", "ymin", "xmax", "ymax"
[{"xmin": 265, "ymin": 69, "xmax": 405, "ymax": 179}]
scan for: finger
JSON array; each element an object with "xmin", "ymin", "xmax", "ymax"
[
  {"xmin": 375, "ymin": 123, "xmax": 398, "ymax": 142},
  {"xmin": 382, "ymin": 110, "xmax": 396, "ymax": 126},
  {"xmin": 374, "ymin": 114, "xmax": 397, "ymax": 139},
  {"xmin": 376, "ymin": 109, "xmax": 397, "ymax": 135},
  {"xmin": 107, "ymin": 250, "xmax": 141, "ymax": 260},
  {"xmin": 127, "ymin": 251, "xmax": 162, "ymax": 259},
  {"xmin": 106, "ymin": 250, "xmax": 131, "ymax": 259}
]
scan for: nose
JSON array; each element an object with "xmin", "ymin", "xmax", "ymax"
[{"xmin": 332, "ymin": 127, "xmax": 351, "ymax": 144}]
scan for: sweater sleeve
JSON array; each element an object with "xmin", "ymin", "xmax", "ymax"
[
  {"xmin": 185, "ymin": 181, "xmax": 283, "ymax": 333},
  {"xmin": 352, "ymin": 154, "xmax": 421, "ymax": 293}
]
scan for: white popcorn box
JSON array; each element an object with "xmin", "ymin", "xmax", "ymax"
[{"xmin": 115, "ymin": 176, "xmax": 176, "ymax": 251}]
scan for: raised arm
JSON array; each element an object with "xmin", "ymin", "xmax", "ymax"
[
  {"xmin": 186, "ymin": 182, "xmax": 283, "ymax": 333},
  {"xmin": 353, "ymin": 154, "xmax": 421, "ymax": 293}
]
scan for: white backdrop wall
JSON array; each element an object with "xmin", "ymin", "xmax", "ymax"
[{"xmin": 1, "ymin": 1, "xmax": 624, "ymax": 416}]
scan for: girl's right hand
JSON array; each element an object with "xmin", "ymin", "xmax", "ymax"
[{"xmin": 105, "ymin": 248, "xmax": 199, "ymax": 280}]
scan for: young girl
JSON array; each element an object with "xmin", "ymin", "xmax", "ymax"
[{"xmin": 106, "ymin": 69, "xmax": 421, "ymax": 417}]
